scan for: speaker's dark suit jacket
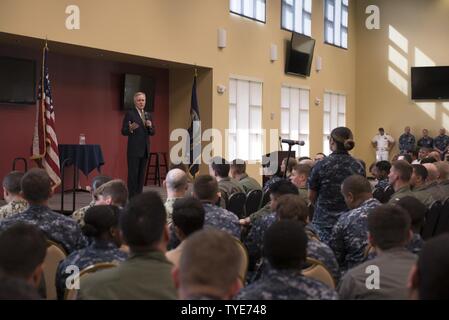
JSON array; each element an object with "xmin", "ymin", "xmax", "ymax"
[{"xmin": 121, "ymin": 108, "xmax": 155, "ymax": 157}]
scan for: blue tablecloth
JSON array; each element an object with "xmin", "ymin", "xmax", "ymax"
[{"xmin": 59, "ymin": 144, "xmax": 105, "ymax": 176}]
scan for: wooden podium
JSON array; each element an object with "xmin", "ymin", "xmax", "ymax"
[{"xmin": 262, "ymin": 150, "xmax": 296, "ymax": 186}]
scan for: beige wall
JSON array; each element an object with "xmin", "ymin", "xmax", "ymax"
[
  {"xmin": 1, "ymin": 0, "xmax": 358, "ymax": 180},
  {"xmin": 355, "ymin": 0, "xmax": 449, "ymax": 165}
]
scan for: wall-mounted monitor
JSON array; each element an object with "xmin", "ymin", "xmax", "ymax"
[
  {"xmin": 411, "ymin": 66, "xmax": 449, "ymax": 100},
  {"xmin": 285, "ymin": 32, "xmax": 316, "ymax": 78},
  {"xmin": 0, "ymin": 56, "xmax": 36, "ymax": 104},
  {"xmin": 123, "ymin": 73, "xmax": 155, "ymax": 112}
]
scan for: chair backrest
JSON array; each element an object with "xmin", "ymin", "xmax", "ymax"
[
  {"xmin": 435, "ymin": 199, "xmax": 449, "ymax": 236},
  {"xmin": 302, "ymin": 257, "xmax": 335, "ymax": 289},
  {"xmin": 421, "ymin": 201, "xmax": 443, "ymax": 240},
  {"xmin": 228, "ymin": 192, "xmax": 246, "ymax": 219},
  {"xmin": 261, "ymin": 191, "xmax": 271, "ymax": 208},
  {"xmin": 64, "ymin": 262, "xmax": 118, "ymax": 300},
  {"xmin": 233, "ymin": 238, "xmax": 249, "ymax": 286},
  {"xmin": 245, "ymin": 189, "xmax": 263, "ymax": 217},
  {"xmin": 43, "ymin": 240, "xmax": 67, "ymax": 300}
]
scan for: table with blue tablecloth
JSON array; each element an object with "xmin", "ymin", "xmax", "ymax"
[{"xmin": 59, "ymin": 144, "xmax": 105, "ymax": 176}]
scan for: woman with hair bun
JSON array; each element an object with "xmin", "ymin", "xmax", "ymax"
[
  {"xmin": 308, "ymin": 127, "xmax": 365, "ymax": 244},
  {"xmin": 56, "ymin": 205, "xmax": 128, "ymax": 299}
]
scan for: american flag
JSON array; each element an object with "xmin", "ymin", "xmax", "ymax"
[{"xmin": 31, "ymin": 43, "xmax": 61, "ymax": 188}]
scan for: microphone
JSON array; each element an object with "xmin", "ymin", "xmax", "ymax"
[{"xmin": 281, "ymin": 138, "xmax": 305, "ymax": 146}]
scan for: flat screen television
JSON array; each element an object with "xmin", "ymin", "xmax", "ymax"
[
  {"xmin": 411, "ymin": 66, "xmax": 449, "ymax": 100},
  {"xmin": 285, "ymin": 32, "xmax": 315, "ymax": 77},
  {"xmin": 0, "ymin": 56, "xmax": 36, "ymax": 104},
  {"xmin": 123, "ymin": 74, "xmax": 155, "ymax": 112}
]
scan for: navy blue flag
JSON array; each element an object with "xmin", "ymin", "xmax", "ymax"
[{"xmin": 188, "ymin": 74, "xmax": 201, "ymax": 177}]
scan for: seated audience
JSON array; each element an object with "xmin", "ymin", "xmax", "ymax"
[
  {"xmin": 230, "ymin": 159, "xmax": 262, "ymax": 193},
  {"xmin": 166, "ymin": 197, "xmax": 205, "ymax": 268},
  {"xmin": 409, "ymin": 164, "xmax": 434, "ymax": 206},
  {"xmin": 372, "ymin": 161, "xmax": 394, "ymax": 203},
  {"xmin": 314, "ymin": 153, "xmax": 326, "ymax": 163},
  {"xmin": 435, "ymin": 161, "xmax": 449, "ymax": 200},
  {"xmin": 396, "ymin": 196, "xmax": 425, "ymax": 255},
  {"xmin": 209, "ymin": 157, "xmax": 244, "ymax": 208},
  {"xmin": 79, "ymin": 192, "xmax": 177, "ymax": 300},
  {"xmin": 56, "ymin": 205, "xmax": 128, "ymax": 299},
  {"xmin": 94, "ymin": 179, "xmax": 128, "ymax": 208},
  {"xmin": 236, "ymin": 220, "xmax": 338, "ymax": 300},
  {"xmin": 329, "ymin": 175, "xmax": 381, "ymax": 273},
  {"xmin": 0, "ymin": 168, "xmax": 87, "ymax": 253},
  {"xmin": 388, "ymin": 160, "xmax": 416, "ymax": 204},
  {"xmin": 0, "ymin": 171, "xmax": 27, "ymax": 219},
  {"xmin": 281, "ymin": 157, "xmax": 298, "ymax": 179},
  {"xmin": 164, "ymin": 168, "xmax": 189, "ymax": 224},
  {"xmin": 289, "ymin": 164, "xmax": 311, "ymax": 204},
  {"xmin": 193, "ymin": 175, "xmax": 240, "ymax": 239},
  {"xmin": 173, "ymin": 229, "xmax": 242, "ymax": 300},
  {"xmin": 0, "ymin": 223, "xmax": 47, "ymax": 296},
  {"xmin": 408, "ymin": 234, "xmax": 449, "ymax": 300},
  {"xmin": 421, "ymin": 163, "xmax": 445, "ymax": 201},
  {"xmin": 338, "ymin": 205, "xmax": 416, "ymax": 300},
  {"xmin": 72, "ymin": 175, "xmax": 112, "ymax": 226}
]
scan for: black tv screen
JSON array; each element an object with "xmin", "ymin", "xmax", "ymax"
[
  {"xmin": 411, "ymin": 66, "xmax": 449, "ymax": 100},
  {"xmin": 123, "ymin": 74, "xmax": 155, "ymax": 112},
  {"xmin": 285, "ymin": 33, "xmax": 315, "ymax": 77},
  {"xmin": 0, "ymin": 56, "xmax": 36, "ymax": 104}
]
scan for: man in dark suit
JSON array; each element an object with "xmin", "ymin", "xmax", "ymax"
[{"xmin": 121, "ymin": 92, "xmax": 155, "ymax": 199}]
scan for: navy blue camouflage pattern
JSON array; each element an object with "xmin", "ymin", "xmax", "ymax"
[
  {"xmin": 56, "ymin": 239, "xmax": 127, "ymax": 299},
  {"xmin": 417, "ymin": 136, "xmax": 433, "ymax": 149},
  {"xmin": 433, "ymin": 135, "xmax": 449, "ymax": 154},
  {"xmin": 235, "ymin": 268, "xmax": 338, "ymax": 300},
  {"xmin": 308, "ymin": 150, "xmax": 365, "ymax": 243},
  {"xmin": 202, "ymin": 203, "xmax": 241, "ymax": 239},
  {"xmin": 0, "ymin": 205, "xmax": 88, "ymax": 254},
  {"xmin": 328, "ymin": 198, "xmax": 381, "ymax": 273},
  {"xmin": 399, "ymin": 133, "xmax": 416, "ymax": 153}
]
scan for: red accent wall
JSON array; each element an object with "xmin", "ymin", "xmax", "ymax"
[{"xmin": 0, "ymin": 44, "xmax": 169, "ymax": 195}]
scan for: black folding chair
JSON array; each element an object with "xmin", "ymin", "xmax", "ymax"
[
  {"xmin": 228, "ymin": 192, "xmax": 246, "ymax": 219},
  {"xmin": 261, "ymin": 191, "xmax": 271, "ymax": 208},
  {"xmin": 421, "ymin": 201, "xmax": 443, "ymax": 240},
  {"xmin": 245, "ymin": 189, "xmax": 262, "ymax": 217}
]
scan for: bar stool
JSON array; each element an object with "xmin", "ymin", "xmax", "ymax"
[{"xmin": 145, "ymin": 152, "xmax": 168, "ymax": 186}]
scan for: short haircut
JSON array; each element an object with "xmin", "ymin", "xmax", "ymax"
[
  {"xmin": 268, "ymin": 180, "xmax": 299, "ymax": 197},
  {"xmin": 82, "ymin": 205, "xmax": 120, "ymax": 238},
  {"xmin": 391, "ymin": 160, "xmax": 412, "ymax": 182},
  {"xmin": 400, "ymin": 154, "xmax": 413, "ymax": 164},
  {"xmin": 193, "ymin": 175, "xmax": 218, "ymax": 201},
  {"xmin": 0, "ymin": 223, "xmax": 47, "ymax": 279},
  {"xmin": 2, "ymin": 171, "xmax": 24, "ymax": 194},
  {"xmin": 263, "ymin": 220, "xmax": 308, "ymax": 270},
  {"xmin": 210, "ymin": 156, "xmax": 230, "ymax": 178},
  {"xmin": 21, "ymin": 168, "xmax": 52, "ymax": 203},
  {"xmin": 230, "ymin": 159, "xmax": 246, "ymax": 175},
  {"xmin": 94, "ymin": 179, "xmax": 128, "ymax": 207},
  {"xmin": 179, "ymin": 229, "xmax": 241, "ymax": 296},
  {"xmin": 412, "ymin": 164, "xmax": 428, "ymax": 181},
  {"xmin": 172, "ymin": 197, "xmax": 205, "ymax": 237},
  {"xmin": 292, "ymin": 164, "xmax": 311, "ymax": 178},
  {"xmin": 375, "ymin": 161, "xmax": 391, "ymax": 173},
  {"xmin": 421, "ymin": 157, "xmax": 437, "ymax": 164},
  {"xmin": 367, "ymin": 205, "xmax": 411, "ymax": 250},
  {"xmin": 91, "ymin": 175, "xmax": 112, "ymax": 191},
  {"xmin": 417, "ymin": 234, "xmax": 449, "ymax": 300},
  {"xmin": 435, "ymin": 161, "xmax": 449, "ymax": 180},
  {"xmin": 276, "ymin": 194, "xmax": 308, "ymax": 223},
  {"xmin": 166, "ymin": 168, "xmax": 188, "ymax": 192},
  {"xmin": 133, "ymin": 92, "xmax": 145, "ymax": 99},
  {"xmin": 396, "ymin": 196, "xmax": 426, "ymax": 233},
  {"xmin": 341, "ymin": 175, "xmax": 372, "ymax": 197},
  {"xmin": 120, "ymin": 191, "xmax": 166, "ymax": 249}
]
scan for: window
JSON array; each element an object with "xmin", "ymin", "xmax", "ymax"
[
  {"xmin": 280, "ymin": 86, "xmax": 310, "ymax": 157},
  {"xmin": 230, "ymin": 0, "xmax": 266, "ymax": 23},
  {"xmin": 323, "ymin": 92, "xmax": 346, "ymax": 155},
  {"xmin": 324, "ymin": 0, "xmax": 349, "ymax": 49},
  {"xmin": 281, "ymin": 0, "xmax": 312, "ymax": 36},
  {"xmin": 229, "ymin": 78, "xmax": 263, "ymax": 161}
]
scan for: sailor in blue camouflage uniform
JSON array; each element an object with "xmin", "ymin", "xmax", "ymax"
[
  {"xmin": 417, "ymin": 129, "xmax": 434, "ymax": 149},
  {"xmin": 56, "ymin": 205, "xmax": 128, "ymax": 299},
  {"xmin": 236, "ymin": 221, "xmax": 338, "ymax": 300},
  {"xmin": 433, "ymin": 128, "xmax": 449, "ymax": 160},
  {"xmin": 308, "ymin": 127, "xmax": 365, "ymax": 244},
  {"xmin": 399, "ymin": 126, "xmax": 416, "ymax": 154},
  {"xmin": 329, "ymin": 175, "xmax": 381, "ymax": 274},
  {"xmin": 396, "ymin": 196, "xmax": 426, "ymax": 255},
  {"xmin": 191, "ymin": 175, "xmax": 240, "ymax": 239},
  {"xmin": 0, "ymin": 169, "xmax": 87, "ymax": 254}
]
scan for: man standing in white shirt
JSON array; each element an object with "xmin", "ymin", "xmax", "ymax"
[{"xmin": 372, "ymin": 128, "xmax": 395, "ymax": 161}]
